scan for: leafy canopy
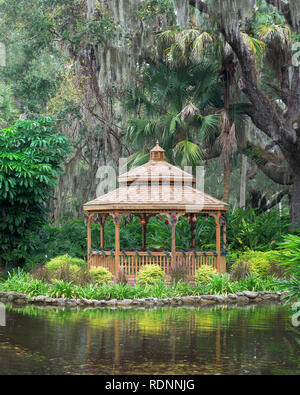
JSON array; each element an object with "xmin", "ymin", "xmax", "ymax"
[{"xmin": 0, "ymin": 117, "xmax": 72, "ymax": 264}]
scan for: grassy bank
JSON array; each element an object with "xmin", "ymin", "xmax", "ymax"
[{"xmin": 0, "ymin": 269, "xmax": 284, "ymax": 300}]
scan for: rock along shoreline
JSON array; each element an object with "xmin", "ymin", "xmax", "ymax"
[{"xmin": 0, "ymin": 290, "xmax": 289, "ymax": 309}]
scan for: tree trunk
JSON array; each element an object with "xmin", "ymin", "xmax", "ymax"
[
  {"xmin": 190, "ymin": 0, "xmax": 300, "ymax": 227},
  {"xmin": 223, "ymin": 161, "xmax": 230, "ymax": 203},
  {"xmin": 290, "ymin": 171, "xmax": 300, "ymax": 229}
]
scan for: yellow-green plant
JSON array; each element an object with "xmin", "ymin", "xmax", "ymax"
[
  {"xmin": 44, "ymin": 254, "xmax": 86, "ymax": 281},
  {"xmin": 45, "ymin": 254, "xmax": 86, "ymax": 271},
  {"xmin": 195, "ymin": 265, "xmax": 217, "ymax": 285},
  {"xmin": 89, "ymin": 267, "xmax": 113, "ymax": 285},
  {"xmin": 137, "ymin": 265, "xmax": 165, "ymax": 285},
  {"xmin": 230, "ymin": 251, "xmax": 282, "ymax": 280}
]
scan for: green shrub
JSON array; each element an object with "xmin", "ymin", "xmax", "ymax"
[
  {"xmin": 0, "ymin": 117, "xmax": 72, "ymax": 267},
  {"xmin": 137, "ymin": 264, "xmax": 165, "ymax": 285},
  {"xmin": 230, "ymin": 250, "xmax": 283, "ymax": 280},
  {"xmin": 195, "ymin": 265, "xmax": 217, "ymax": 285},
  {"xmin": 45, "ymin": 254, "xmax": 86, "ymax": 272},
  {"xmin": 272, "ymin": 235, "xmax": 300, "ymax": 302},
  {"xmin": 43, "ymin": 254, "xmax": 87, "ymax": 282},
  {"xmin": 89, "ymin": 267, "xmax": 113, "ymax": 285}
]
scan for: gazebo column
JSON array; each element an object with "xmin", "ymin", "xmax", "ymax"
[
  {"xmin": 113, "ymin": 213, "xmax": 122, "ymax": 277},
  {"xmin": 169, "ymin": 213, "xmax": 178, "ymax": 268}
]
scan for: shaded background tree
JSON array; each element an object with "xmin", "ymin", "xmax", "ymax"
[{"xmin": 0, "ymin": 117, "xmax": 71, "ymax": 266}]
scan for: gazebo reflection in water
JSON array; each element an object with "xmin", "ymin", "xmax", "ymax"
[{"xmin": 83, "ymin": 141, "xmax": 229, "ymax": 283}]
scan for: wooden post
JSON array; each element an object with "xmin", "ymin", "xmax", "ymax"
[
  {"xmin": 215, "ymin": 212, "xmax": 221, "ymax": 273},
  {"xmin": 87, "ymin": 214, "xmax": 93, "ymax": 269},
  {"xmin": 114, "ymin": 214, "xmax": 121, "ymax": 277}
]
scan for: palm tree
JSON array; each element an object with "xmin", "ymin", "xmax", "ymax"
[
  {"xmin": 153, "ymin": 26, "xmax": 262, "ymax": 202},
  {"xmin": 124, "ymin": 61, "xmax": 223, "ymax": 168}
]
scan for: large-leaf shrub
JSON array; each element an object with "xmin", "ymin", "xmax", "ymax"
[
  {"xmin": 273, "ymin": 235, "xmax": 300, "ymax": 302},
  {"xmin": 0, "ymin": 117, "xmax": 72, "ymax": 266}
]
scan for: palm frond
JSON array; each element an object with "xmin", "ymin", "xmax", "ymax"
[
  {"xmin": 126, "ymin": 151, "xmax": 150, "ymax": 169},
  {"xmin": 197, "ymin": 113, "xmax": 220, "ymax": 140},
  {"xmin": 191, "ymin": 32, "xmax": 214, "ymax": 60},
  {"xmin": 178, "ymin": 102, "xmax": 200, "ymax": 121},
  {"xmin": 173, "ymin": 139, "xmax": 204, "ymax": 167},
  {"xmin": 125, "ymin": 118, "xmax": 158, "ymax": 150},
  {"xmin": 241, "ymin": 33, "xmax": 266, "ymax": 64},
  {"xmin": 256, "ymin": 24, "xmax": 291, "ymax": 44}
]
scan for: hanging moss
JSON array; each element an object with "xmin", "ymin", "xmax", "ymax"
[
  {"xmin": 289, "ymin": 0, "xmax": 300, "ymax": 29},
  {"xmin": 173, "ymin": 0, "xmax": 189, "ymax": 27}
]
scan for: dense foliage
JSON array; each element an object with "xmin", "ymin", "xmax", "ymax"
[
  {"xmin": 0, "ymin": 1, "xmax": 299, "ymax": 299},
  {"xmin": 273, "ymin": 235, "xmax": 300, "ymax": 302},
  {"xmin": 0, "ymin": 117, "xmax": 71, "ymax": 266},
  {"xmin": 13, "ymin": 207, "xmax": 295, "ymax": 271}
]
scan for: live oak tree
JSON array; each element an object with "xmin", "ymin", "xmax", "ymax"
[
  {"xmin": 2, "ymin": 0, "xmax": 299, "ymax": 224},
  {"xmin": 188, "ymin": 0, "xmax": 300, "ymax": 227},
  {"xmin": 0, "ymin": 117, "xmax": 71, "ymax": 266}
]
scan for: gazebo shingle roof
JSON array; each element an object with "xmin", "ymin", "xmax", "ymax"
[
  {"xmin": 84, "ymin": 142, "xmax": 228, "ymax": 212},
  {"xmin": 118, "ymin": 160, "xmax": 195, "ymax": 183},
  {"xmin": 84, "ymin": 183, "xmax": 227, "ymax": 209}
]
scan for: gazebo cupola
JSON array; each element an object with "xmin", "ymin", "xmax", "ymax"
[
  {"xmin": 150, "ymin": 140, "xmax": 166, "ymax": 161},
  {"xmin": 83, "ymin": 142, "xmax": 229, "ymax": 283}
]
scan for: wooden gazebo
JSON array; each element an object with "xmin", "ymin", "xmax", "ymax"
[{"xmin": 83, "ymin": 142, "xmax": 229, "ymax": 282}]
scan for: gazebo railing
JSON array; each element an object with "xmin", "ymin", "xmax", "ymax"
[{"xmin": 89, "ymin": 249, "xmax": 219, "ymax": 277}]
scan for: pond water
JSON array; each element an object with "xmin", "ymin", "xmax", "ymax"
[{"xmin": 0, "ymin": 303, "xmax": 299, "ymax": 375}]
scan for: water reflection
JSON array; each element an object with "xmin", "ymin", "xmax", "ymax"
[{"xmin": 0, "ymin": 304, "xmax": 299, "ymax": 375}]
